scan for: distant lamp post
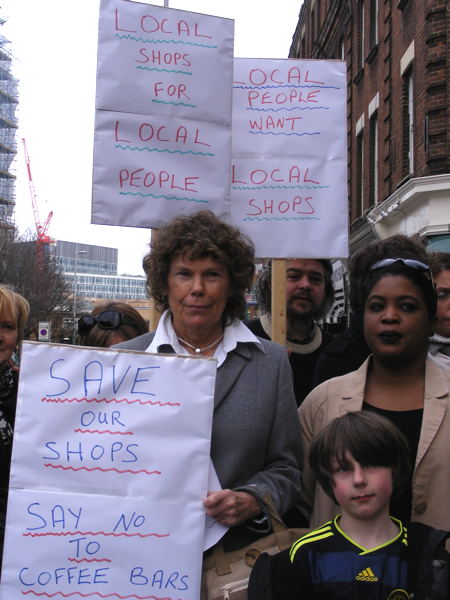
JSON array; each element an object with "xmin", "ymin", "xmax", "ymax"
[{"xmin": 72, "ymin": 249, "xmax": 87, "ymax": 344}]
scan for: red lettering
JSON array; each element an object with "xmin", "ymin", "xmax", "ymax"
[
  {"xmin": 194, "ymin": 23, "xmax": 213, "ymax": 39},
  {"xmin": 270, "ymin": 69, "xmax": 283, "ymax": 84},
  {"xmin": 175, "ymin": 127, "xmax": 188, "ymax": 144},
  {"xmin": 231, "ymin": 165, "xmax": 246, "ymax": 185},
  {"xmin": 287, "ymin": 67, "xmax": 301, "ymax": 84},
  {"xmin": 114, "ymin": 8, "xmax": 136, "ymax": 33},
  {"xmin": 160, "ymin": 18, "xmax": 171, "ymax": 34},
  {"xmin": 184, "ymin": 177, "xmax": 199, "ymax": 192},
  {"xmin": 246, "ymin": 199, "xmax": 262, "ymax": 216},
  {"xmin": 304, "ymin": 169, "xmax": 320, "ymax": 184},
  {"xmin": 307, "ymin": 90, "xmax": 320, "ymax": 103},
  {"xmin": 141, "ymin": 15, "xmax": 159, "ymax": 33},
  {"xmin": 136, "ymin": 48, "xmax": 150, "ymax": 64},
  {"xmin": 130, "ymin": 169, "xmax": 144, "ymax": 187},
  {"xmin": 249, "ymin": 69, "xmax": 267, "ymax": 86},
  {"xmin": 157, "ymin": 127, "xmax": 169, "ymax": 142},
  {"xmin": 250, "ymin": 170, "xmax": 268, "ymax": 185},
  {"xmin": 114, "ymin": 121, "xmax": 131, "ymax": 143},
  {"xmin": 285, "ymin": 117, "xmax": 302, "ymax": 130},
  {"xmin": 139, "ymin": 123, "xmax": 154, "ymax": 142},
  {"xmin": 271, "ymin": 169, "xmax": 283, "ymax": 182},
  {"xmin": 305, "ymin": 71, "xmax": 324, "ymax": 85},
  {"xmin": 194, "ymin": 129, "xmax": 211, "ymax": 148}
]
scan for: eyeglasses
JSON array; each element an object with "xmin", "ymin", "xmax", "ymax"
[
  {"xmin": 370, "ymin": 258, "xmax": 433, "ymax": 283},
  {"xmin": 77, "ymin": 310, "xmax": 134, "ymax": 336}
]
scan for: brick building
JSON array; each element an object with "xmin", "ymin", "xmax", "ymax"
[{"xmin": 289, "ymin": 0, "xmax": 450, "ymax": 253}]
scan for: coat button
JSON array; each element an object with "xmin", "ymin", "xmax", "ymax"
[
  {"xmin": 414, "ymin": 502, "xmax": 427, "ymax": 515},
  {"xmin": 244, "ymin": 548, "xmax": 261, "ymax": 567}
]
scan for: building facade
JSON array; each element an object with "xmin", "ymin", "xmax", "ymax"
[
  {"xmin": 0, "ymin": 21, "xmax": 18, "ymax": 226},
  {"xmin": 51, "ymin": 240, "xmax": 147, "ymax": 302},
  {"xmin": 289, "ymin": 0, "xmax": 450, "ymax": 253}
]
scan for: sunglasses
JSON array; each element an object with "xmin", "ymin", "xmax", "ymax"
[
  {"xmin": 370, "ymin": 258, "xmax": 433, "ymax": 283},
  {"xmin": 78, "ymin": 309, "xmax": 134, "ymax": 336}
]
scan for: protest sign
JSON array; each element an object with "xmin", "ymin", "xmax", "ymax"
[
  {"xmin": 1, "ymin": 342, "xmax": 216, "ymax": 599},
  {"xmin": 91, "ymin": 0, "xmax": 234, "ymax": 228},
  {"xmin": 230, "ymin": 58, "xmax": 348, "ymax": 258}
]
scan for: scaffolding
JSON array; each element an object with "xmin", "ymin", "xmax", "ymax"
[{"xmin": 0, "ymin": 20, "xmax": 17, "ymax": 226}]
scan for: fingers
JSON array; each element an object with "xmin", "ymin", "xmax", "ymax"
[{"xmin": 203, "ymin": 489, "xmax": 261, "ymax": 527}]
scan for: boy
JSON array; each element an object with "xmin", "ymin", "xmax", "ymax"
[{"xmin": 249, "ymin": 411, "xmax": 449, "ymax": 599}]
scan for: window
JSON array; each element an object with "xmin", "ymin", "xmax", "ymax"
[
  {"xmin": 369, "ymin": 0, "xmax": 378, "ymax": 48},
  {"xmin": 369, "ymin": 113, "xmax": 378, "ymax": 206},
  {"xmin": 403, "ymin": 70, "xmax": 414, "ymax": 174},
  {"xmin": 356, "ymin": 132, "xmax": 364, "ymax": 216},
  {"xmin": 358, "ymin": 1, "xmax": 365, "ymax": 69}
]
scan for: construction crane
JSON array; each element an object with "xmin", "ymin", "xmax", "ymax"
[{"xmin": 21, "ymin": 137, "xmax": 53, "ymax": 267}]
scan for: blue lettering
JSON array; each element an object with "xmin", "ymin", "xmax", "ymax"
[
  {"xmin": 131, "ymin": 367, "xmax": 156, "ymax": 396},
  {"xmin": 130, "ymin": 567, "xmax": 148, "ymax": 585},
  {"xmin": 123, "ymin": 443, "xmax": 138, "ymax": 462},
  {"xmin": 112, "ymin": 364, "xmax": 131, "ymax": 394},
  {"xmin": 26, "ymin": 503, "xmax": 47, "ymax": 531},
  {"xmin": 43, "ymin": 441, "xmax": 60, "ymax": 460},
  {"xmin": 46, "ymin": 359, "xmax": 70, "ymax": 396},
  {"xmin": 84, "ymin": 361, "xmax": 103, "ymax": 396}
]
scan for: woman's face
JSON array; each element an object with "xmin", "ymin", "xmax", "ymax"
[
  {"xmin": 0, "ymin": 311, "xmax": 19, "ymax": 366},
  {"xmin": 166, "ymin": 254, "xmax": 231, "ymax": 337},
  {"xmin": 364, "ymin": 274, "xmax": 431, "ymax": 364}
]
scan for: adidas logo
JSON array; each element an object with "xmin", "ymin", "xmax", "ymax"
[{"xmin": 356, "ymin": 567, "xmax": 378, "ymax": 582}]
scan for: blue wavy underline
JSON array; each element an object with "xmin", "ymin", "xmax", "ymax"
[
  {"xmin": 136, "ymin": 65, "xmax": 193, "ymax": 75},
  {"xmin": 119, "ymin": 192, "xmax": 207, "ymax": 203},
  {"xmin": 243, "ymin": 216, "xmax": 320, "ymax": 221},
  {"xmin": 233, "ymin": 185, "xmax": 329, "ymax": 190},
  {"xmin": 115, "ymin": 33, "xmax": 217, "ymax": 48},
  {"xmin": 246, "ymin": 106, "xmax": 330, "ymax": 112},
  {"xmin": 248, "ymin": 131, "xmax": 321, "ymax": 136},
  {"xmin": 234, "ymin": 84, "xmax": 340, "ymax": 90},
  {"xmin": 115, "ymin": 144, "xmax": 214, "ymax": 156},
  {"xmin": 152, "ymin": 99, "xmax": 196, "ymax": 107}
]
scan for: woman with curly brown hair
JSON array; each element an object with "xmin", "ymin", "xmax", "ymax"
[{"xmin": 116, "ymin": 211, "xmax": 302, "ymax": 550}]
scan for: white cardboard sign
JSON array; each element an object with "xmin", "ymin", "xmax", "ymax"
[
  {"xmin": 92, "ymin": 0, "xmax": 234, "ymax": 228},
  {"xmin": 0, "ymin": 342, "xmax": 216, "ymax": 599},
  {"xmin": 230, "ymin": 58, "xmax": 348, "ymax": 258}
]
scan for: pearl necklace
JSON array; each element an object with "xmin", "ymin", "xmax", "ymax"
[{"xmin": 177, "ymin": 333, "xmax": 224, "ymax": 354}]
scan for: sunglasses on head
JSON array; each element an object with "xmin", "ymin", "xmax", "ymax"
[
  {"xmin": 370, "ymin": 258, "xmax": 433, "ymax": 283},
  {"xmin": 78, "ymin": 309, "xmax": 133, "ymax": 336}
]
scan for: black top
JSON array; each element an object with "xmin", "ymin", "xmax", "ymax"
[
  {"xmin": 363, "ymin": 402, "xmax": 423, "ymax": 523},
  {"xmin": 246, "ymin": 318, "xmax": 331, "ymax": 407}
]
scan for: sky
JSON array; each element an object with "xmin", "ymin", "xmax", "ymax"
[{"xmin": 1, "ymin": 0, "xmax": 302, "ymax": 275}]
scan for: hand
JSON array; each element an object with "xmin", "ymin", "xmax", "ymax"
[{"xmin": 203, "ymin": 489, "xmax": 261, "ymax": 527}]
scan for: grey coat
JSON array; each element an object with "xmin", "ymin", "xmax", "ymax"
[{"xmin": 115, "ymin": 332, "xmax": 302, "ymax": 516}]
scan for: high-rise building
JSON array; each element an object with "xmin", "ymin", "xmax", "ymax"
[
  {"xmin": 51, "ymin": 240, "xmax": 147, "ymax": 302},
  {"xmin": 289, "ymin": 0, "xmax": 450, "ymax": 253},
  {"xmin": 0, "ymin": 18, "xmax": 18, "ymax": 226}
]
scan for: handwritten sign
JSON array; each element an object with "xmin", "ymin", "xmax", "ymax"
[
  {"xmin": 91, "ymin": 0, "xmax": 234, "ymax": 228},
  {"xmin": 230, "ymin": 58, "xmax": 348, "ymax": 258},
  {"xmin": 1, "ymin": 342, "xmax": 216, "ymax": 599}
]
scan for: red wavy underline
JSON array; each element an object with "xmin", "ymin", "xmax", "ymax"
[
  {"xmin": 23, "ymin": 531, "xmax": 170, "ymax": 538},
  {"xmin": 41, "ymin": 397, "xmax": 180, "ymax": 407},
  {"xmin": 68, "ymin": 558, "xmax": 112, "ymax": 563},
  {"xmin": 44, "ymin": 464, "xmax": 161, "ymax": 475},
  {"xmin": 73, "ymin": 429, "xmax": 134, "ymax": 435},
  {"xmin": 22, "ymin": 591, "xmax": 182, "ymax": 599}
]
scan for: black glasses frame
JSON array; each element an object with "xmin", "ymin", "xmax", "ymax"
[{"xmin": 77, "ymin": 309, "xmax": 133, "ymax": 336}]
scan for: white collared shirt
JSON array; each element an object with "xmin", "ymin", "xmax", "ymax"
[{"xmin": 146, "ymin": 310, "xmax": 263, "ymax": 367}]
